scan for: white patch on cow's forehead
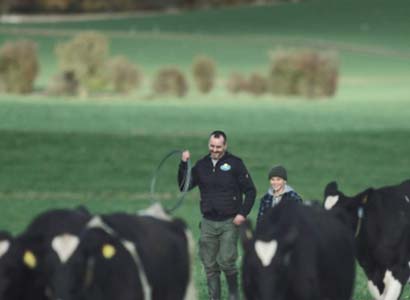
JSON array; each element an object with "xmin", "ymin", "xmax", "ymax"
[
  {"xmin": 255, "ymin": 240, "xmax": 278, "ymax": 267},
  {"xmin": 383, "ymin": 270, "xmax": 402, "ymax": 300},
  {"xmin": 0, "ymin": 240, "xmax": 10, "ymax": 258},
  {"xmin": 324, "ymin": 195, "xmax": 339, "ymax": 210},
  {"xmin": 405, "ymin": 195, "xmax": 410, "ymax": 203},
  {"xmin": 87, "ymin": 216, "xmax": 114, "ymax": 234},
  {"xmin": 367, "ymin": 280, "xmax": 382, "ymax": 300},
  {"xmin": 52, "ymin": 234, "xmax": 80, "ymax": 263}
]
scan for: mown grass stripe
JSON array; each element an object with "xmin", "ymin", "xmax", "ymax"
[
  {"xmin": 0, "ymin": 191, "xmax": 174, "ymax": 200},
  {"xmin": 1, "ymin": 27, "xmax": 409, "ymax": 59}
]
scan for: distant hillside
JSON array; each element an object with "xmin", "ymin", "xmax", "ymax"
[
  {"xmin": 2, "ymin": 0, "xmax": 409, "ymax": 50},
  {"xmin": 1, "ymin": 0, "xmax": 409, "ymax": 87}
]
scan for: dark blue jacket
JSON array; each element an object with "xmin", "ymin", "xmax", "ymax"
[
  {"xmin": 178, "ymin": 152, "xmax": 256, "ymax": 221},
  {"xmin": 256, "ymin": 187, "xmax": 302, "ymax": 225}
]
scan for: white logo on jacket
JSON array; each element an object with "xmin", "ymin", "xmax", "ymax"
[{"xmin": 220, "ymin": 163, "xmax": 231, "ymax": 171}]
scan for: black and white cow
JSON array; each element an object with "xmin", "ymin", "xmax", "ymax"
[
  {"xmin": 240, "ymin": 199, "xmax": 355, "ymax": 300},
  {"xmin": 0, "ymin": 231, "xmax": 14, "ymax": 300},
  {"xmin": 1, "ymin": 206, "xmax": 91, "ymax": 300},
  {"xmin": 48, "ymin": 208, "xmax": 197, "ymax": 300},
  {"xmin": 324, "ymin": 180, "xmax": 410, "ymax": 300}
]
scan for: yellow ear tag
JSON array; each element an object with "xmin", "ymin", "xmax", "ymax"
[
  {"xmin": 23, "ymin": 250, "xmax": 37, "ymax": 269},
  {"xmin": 102, "ymin": 244, "xmax": 116, "ymax": 259}
]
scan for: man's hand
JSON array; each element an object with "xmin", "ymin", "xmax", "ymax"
[
  {"xmin": 233, "ymin": 214, "xmax": 246, "ymax": 226},
  {"xmin": 181, "ymin": 150, "xmax": 191, "ymax": 162}
]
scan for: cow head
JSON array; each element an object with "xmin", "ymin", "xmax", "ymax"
[
  {"xmin": 324, "ymin": 181, "xmax": 372, "ymax": 210},
  {"xmin": 240, "ymin": 218, "xmax": 298, "ymax": 300},
  {"xmin": 323, "ymin": 181, "xmax": 373, "ymax": 233},
  {"xmin": 0, "ymin": 232, "xmax": 55, "ymax": 300},
  {"xmin": 0, "ymin": 208, "xmax": 91, "ymax": 300},
  {"xmin": 49, "ymin": 224, "xmax": 142, "ymax": 300}
]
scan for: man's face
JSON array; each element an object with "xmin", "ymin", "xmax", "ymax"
[{"xmin": 208, "ymin": 135, "xmax": 227, "ymax": 160}]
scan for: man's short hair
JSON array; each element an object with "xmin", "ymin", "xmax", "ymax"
[{"xmin": 210, "ymin": 130, "xmax": 227, "ymax": 144}]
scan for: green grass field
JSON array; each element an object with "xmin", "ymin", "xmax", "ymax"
[{"xmin": 1, "ymin": 0, "xmax": 410, "ymax": 298}]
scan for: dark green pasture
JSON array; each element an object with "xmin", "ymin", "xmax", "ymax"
[
  {"xmin": 1, "ymin": 0, "xmax": 410, "ymax": 298},
  {"xmin": 1, "ymin": 101, "xmax": 409, "ymax": 299}
]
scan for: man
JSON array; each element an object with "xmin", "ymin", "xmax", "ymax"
[{"xmin": 178, "ymin": 130, "xmax": 256, "ymax": 300}]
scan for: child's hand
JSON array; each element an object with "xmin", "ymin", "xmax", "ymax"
[{"xmin": 233, "ymin": 214, "xmax": 246, "ymax": 225}]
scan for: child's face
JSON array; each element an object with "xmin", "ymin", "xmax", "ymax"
[{"xmin": 270, "ymin": 176, "xmax": 286, "ymax": 192}]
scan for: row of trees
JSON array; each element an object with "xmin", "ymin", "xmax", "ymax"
[
  {"xmin": 0, "ymin": 32, "xmax": 216, "ymax": 97},
  {"xmin": 0, "ymin": 31, "xmax": 338, "ymax": 98},
  {"xmin": 1, "ymin": 0, "xmax": 302, "ymax": 13}
]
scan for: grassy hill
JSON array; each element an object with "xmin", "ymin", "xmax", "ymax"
[
  {"xmin": 1, "ymin": 0, "xmax": 410, "ymax": 298},
  {"xmin": 3, "ymin": 0, "xmax": 410, "ymax": 47},
  {"xmin": 1, "ymin": 0, "xmax": 410, "ymax": 85}
]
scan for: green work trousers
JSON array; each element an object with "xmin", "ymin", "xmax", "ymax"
[{"xmin": 199, "ymin": 217, "xmax": 239, "ymax": 279}]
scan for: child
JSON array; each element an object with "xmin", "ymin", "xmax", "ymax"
[{"xmin": 256, "ymin": 165, "xmax": 302, "ymax": 225}]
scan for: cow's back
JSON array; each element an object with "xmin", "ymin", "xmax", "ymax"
[
  {"xmin": 253, "ymin": 201, "xmax": 355, "ymax": 300},
  {"xmin": 102, "ymin": 213, "xmax": 190, "ymax": 300},
  {"xmin": 360, "ymin": 180, "xmax": 410, "ymax": 269},
  {"xmin": 301, "ymin": 207, "xmax": 355, "ymax": 300}
]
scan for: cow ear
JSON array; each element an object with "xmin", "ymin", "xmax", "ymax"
[
  {"xmin": 324, "ymin": 181, "xmax": 338, "ymax": 197},
  {"xmin": 74, "ymin": 205, "xmax": 91, "ymax": 216},
  {"xmin": 239, "ymin": 220, "xmax": 254, "ymax": 251},
  {"xmin": 357, "ymin": 188, "xmax": 373, "ymax": 205}
]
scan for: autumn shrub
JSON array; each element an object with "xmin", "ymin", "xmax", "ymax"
[
  {"xmin": 192, "ymin": 55, "xmax": 216, "ymax": 94},
  {"xmin": 246, "ymin": 73, "xmax": 268, "ymax": 95},
  {"xmin": 269, "ymin": 49, "xmax": 339, "ymax": 98},
  {"xmin": 226, "ymin": 72, "xmax": 248, "ymax": 94},
  {"xmin": 0, "ymin": 40, "xmax": 39, "ymax": 94},
  {"xmin": 105, "ymin": 56, "xmax": 142, "ymax": 94},
  {"xmin": 47, "ymin": 71, "xmax": 80, "ymax": 96},
  {"xmin": 55, "ymin": 31, "xmax": 109, "ymax": 94},
  {"xmin": 152, "ymin": 67, "xmax": 188, "ymax": 98}
]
